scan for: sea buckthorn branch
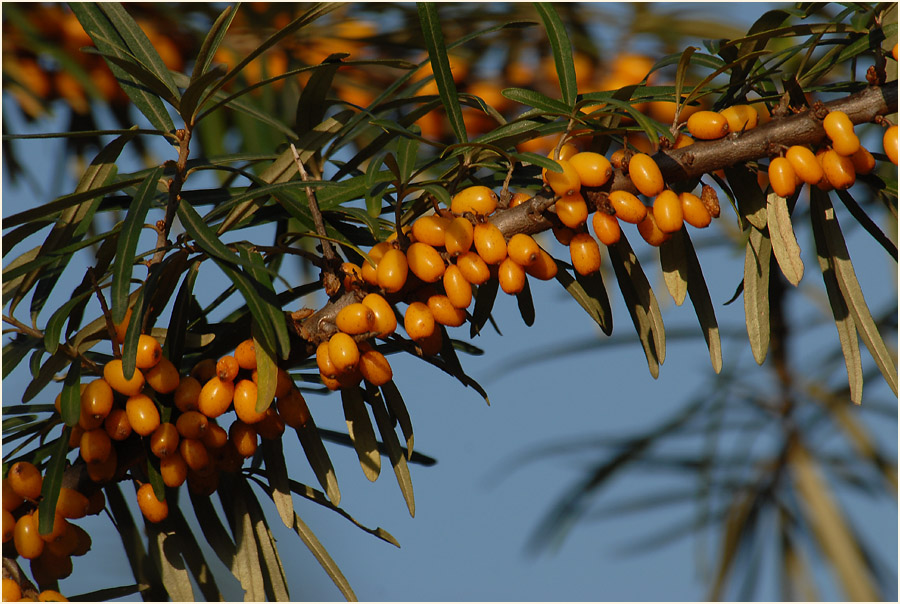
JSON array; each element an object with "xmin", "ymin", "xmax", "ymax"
[{"xmin": 151, "ymin": 127, "xmax": 192, "ymax": 266}]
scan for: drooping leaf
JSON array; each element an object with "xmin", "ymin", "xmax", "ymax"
[
  {"xmin": 220, "ymin": 478, "xmax": 266, "ymax": 602},
  {"xmin": 147, "ymin": 525, "xmax": 195, "ymax": 602},
  {"xmin": 188, "ymin": 490, "xmax": 237, "ymax": 572},
  {"xmin": 681, "ymin": 231, "xmax": 723, "ymax": 373},
  {"xmin": 261, "ymin": 438, "xmax": 294, "ymax": 528},
  {"xmin": 381, "ymin": 380, "xmax": 414, "ymax": 458},
  {"xmin": 294, "ymin": 417, "xmax": 341, "ymax": 506},
  {"xmin": 163, "ymin": 260, "xmax": 200, "ymax": 369},
  {"xmin": 515, "ymin": 277, "xmax": 536, "ymax": 327},
  {"xmin": 766, "ymin": 192, "xmax": 804, "ymax": 286},
  {"xmin": 417, "ymin": 2, "xmax": 467, "ymax": 143},
  {"xmin": 243, "ymin": 482, "xmax": 290, "ymax": 602},
  {"xmin": 554, "ymin": 262, "xmax": 613, "ymax": 335},
  {"xmin": 167, "ymin": 504, "xmax": 224, "ymax": 602},
  {"xmin": 659, "ymin": 231, "xmax": 689, "ymax": 306},
  {"xmin": 290, "ymin": 513, "xmax": 358, "ymax": 602},
  {"xmin": 36, "ymin": 430, "xmax": 69, "ymax": 538},
  {"xmin": 341, "ymin": 386, "xmax": 381, "ymax": 482},
  {"xmin": 367, "ymin": 385, "xmax": 415, "ymax": 517},
  {"xmin": 60, "ymin": 361, "xmax": 82, "ymax": 427},
  {"xmin": 470, "ymin": 276, "xmax": 499, "ymax": 337},
  {"xmin": 743, "ymin": 224, "xmax": 771, "ymax": 365},
  {"xmin": 724, "ymin": 164, "xmax": 767, "ymax": 230}
]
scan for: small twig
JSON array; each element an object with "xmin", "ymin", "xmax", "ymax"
[
  {"xmin": 151, "ymin": 128, "xmax": 191, "ymax": 266},
  {"xmin": 89, "ymin": 268, "xmax": 121, "ymax": 359}
]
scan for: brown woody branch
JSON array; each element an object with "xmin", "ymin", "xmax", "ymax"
[{"xmin": 150, "ymin": 128, "xmax": 191, "ymax": 265}]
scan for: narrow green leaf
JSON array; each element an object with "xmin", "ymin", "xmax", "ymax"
[
  {"xmin": 243, "ymin": 482, "xmax": 290, "ymax": 602},
  {"xmin": 417, "ymin": 3, "xmax": 467, "ymax": 143},
  {"xmin": 397, "ymin": 131, "xmax": 421, "ymax": 185},
  {"xmin": 515, "ymin": 277, "xmax": 536, "ymax": 327},
  {"xmin": 659, "ymin": 232, "xmax": 689, "ymax": 306},
  {"xmin": 294, "ymin": 419, "xmax": 341, "ymax": 506},
  {"xmin": 146, "ymin": 455, "xmax": 165, "ymax": 503},
  {"xmin": 60, "ymin": 362, "xmax": 82, "ymax": 426},
  {"xmin": 835, "ymin": 189, "xmax": 897, "ymax": 261},
  {"xmin": 261, "ymin": 438, "xmax": 294, "ymax": 528},
  {"xmin": 381, "ymin": 380, "xmax": 414, "ymax": 459},
  {"xmin": 501, "ymin": 87, "xmax": 572, "ymax": 114},
  {"xmin": 673, "ymin": 46, "xmax": 698, "ymax": 123},
  {"xmin": 188, "ymin": 490, "xmax": 236, "ymax": 571},
  {"xmin": 112, "ymin": 165, "xmax": 164, "ymax": 324},
  {"xmin": 295, "ymin": 55, "xmax": 345, "ymax": 137},
  {"xmin": 120, "ymin": 285, "xmax": 146, "ymax": 381},
  {"xmin": 43, "ymin": 290, "xmax": 93, "ymax": 355},
  {"xmin": 341, "ymin": 386, "xmax": 381, "ymax": 482},
  {"xmin": 534, "ymin": 3, "xmax": 577, "ymax": 106},
  {"xmin": 163, "ymin": 260, "xmax": 200, "ymax": 369},
  {"xmin": 743, "ymin": 224, "xmax": 772, "ymax": 365},
  {"xmin": 239, "ymin": 246, "xmax": 290, "ymax": 361},
  {"xmin": 290, "ymin": 513, "xmax": 358, "ymax": 602},
  {"xmin": 368, "ymin": 386, "xmax": 415, "ymax": 517},
  {"xmin": 23, "ymin": 351, "xmax": 69, "ymax": 403},
  {"xmin": 180, "ymin": 64, "xmax": 227, "ymax": 125},
  {"xmin": 681, "ymin": 231, "xmax": 723, "ymax": 374},
  {"xmin": 190, "ymin": 4, "xmax": 236, "ymax": 82},
  {"xmin": 212, "ymin": 259, "xmax": 279, "ymax": 360},
  {"xmin": 37, "ymin": 431, "xmax": 70, "ymax": 537},
  {"xmin": 767, "ymin": 192, "xmax": 804, "ymax": 286},
  {"xmin": 251, "ymin": 322, "xmax": 278, "ymax": 415},
  {"xmin": 67, "ymin": 584, "xmax": 149, "ymax": 602},
  {"xmin": 724, "ymin": 164, "xmax": 767, "ymax": 230},
  {"xmin": 554, "ymin": 262, "xmax": 613, "ymax": 335},
  {"xmin": 470, "ymin": 277, "xmax": 499, "ymax": 338}
]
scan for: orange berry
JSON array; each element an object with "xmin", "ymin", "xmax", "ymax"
[
  {"xmin": 79, "ymin": 429, "xmax": 112, "ymax": 464},
  {"xmin": 411, "ymin": 215, "xmax": 451, "ymax": 247},
  {"xmin": 610, "ymin": 148, "xmax": 627, "ymax": 170},
  {"xmin": 125, "ymin": 393, "xmax": 161, "ymax": 437},
  {"xmin": 569, "ymin": 152, "xmax": 613, "ymax": 187},
  {"xmin": 591, "ymin": 211, "xmax": 621, "ymax": 246},
  {"xmin": 506, "ymin": 233, "xmax": 541, "ymax": 268},
  {"xmin": 134, "ymin": 334, "xmax": 162, "ymax": 370},
  {"xmin": 608, "ymin": 190, "xmax": 647, "ymax": 224},
  {"xmin": 719, "ymin": 105, "xmax": 758, "ymax": 133},
  {"xmin": 415, "ymin": 328, "xmax": 443, "ymax": 356},
  {"xmin": 3, "ymin": 577, "xmax": 21, "ymax": 602},
  {"xmin": 190, "ymin": 358, "xmax": 217, "ymax": 384},
  {"xmin": 216, "ymin": 355, "xmax": 239, "ymax": 382},
  {"xmin": 234, "ymin": 379, "xmax": 266, "ymax": 424},
  {"xmin": 316, "ymin": 341, "xmax": 338, "ymax": 379},
  {"xmin": 653, "ymin": 190, "xmax": 684, "ymax": 233},
  {"xmin": 456, "ymin": 251, "xmax": 491, "ymax": 284},
  {"xmin": 884, "ymin": 125, "xmax": 898, "ymax": 165},
  {"xmin": 786, "ymin": 145, "xmax": 824, "ymax": 184},
  {"xmin": 85, "ymin": 489, "xmax": 105, "ymax": 517},
  {"xmin": 80, "ymin": 378, "xmax": 114, "ymax": 422},
  {"xmin": 103, "ymin": 408, "xmax": 133, "ymax": 441},
  {"xmin": 361, "ymin": 293, "xmax": 397, "ymax": 339},
  {"xmin": 443, "ymin": 264, "xmax": 473, "ymax": 309},
  {"xmin": 450, "ymin": 185, "xmax": 498, "ymax": 215},
  {"xmin": 404, "ymin": 302, "xmax": 436, "ymax": 340},
  {"xmin": 473, "ymin": 222, "xmax": 507, "ymax": 265},
  {"xmin": 68, "ymin": 425, "xmax": 85, "ymax": 449},
  {"xmin": 14, "ymin": 513, "xmax": 44, "ymax": 559},
  {"xmin": 680, "ymin": 192, "xmax": 712, "ymax": 228},
  {"xmin": 823, "ymin": 110, "xmax": 859, "ymax": 156},
  {"xmin": 234, "ymin": 339, "xmax": 257, "ymax": 371},
  {"xmin": 277, "ymin": 389, "xmax": 311, "ymax": 429},
  {"xmin": 3, "ymin": 478, "xmax": 24, "ymax": 512},
  {"xmin": 524, "ymin": 248, "xmax": 558, "ymax": 281},
  {"xmin": 555, "ymin": 192, "xmax": 589, "ymax": 228},
  {"xmin": 553, "ymin": 143, "xmax": 579, "ymax": 161},
  {"xmin": 358, "ymin": 348, "xmax": 393, "ymax": 386},
  {"xmin": 673, "ymin": 133, "xmax": 694, "ymax": 148},
  {"xmin": 637, "ymin": 211, "xmax": 671, "ymax": 246},
  {"xmin": 85, "ymin": 451, "xmax": 116, "ymax": 480},
  {"xmin": 552, "ymin": 225, "xmax": 576, "ymax": 246},
  {"xmin": 821, "ymin": 149, "xmax": 856, "ymax": 190},
  {"xmin": 361, "ymin": 242, "xmax": 392, "ymax": 286},
  {"xmin": 769, "ymin": 157, "xmax": 798, "ymax": 198},
  {"xmin": 160, "ymin": 453, "xmax": 187, "ymax": 488},
  {"xmin": 627, "ymin": 153, "xmax": 665, "ymax": 197},
  {"xmin": 114, "ymin": 307, "xmax": 132, "ymax": 344},
  {"xmin": 543, "ymin": 159, "xmax": 581, "ymax": 197},
  {"xmin": 687, "ymin": 110, "xmax": 730, "ymax": 140},
  {"xmin": 136, "ymin": 483, "xmax": 168, "ymax": 523},
  {"xmin": 508, "ymin": 192, "xmax": 531, "ymax": 208},
  {"xmin": 179, "ymin": 438, "xmax": 211, "ymax": 471},
  {"xmin": 256, "ymin": 406, "xmax": 286, "ymax": 440},
  {"xmin": 175, "ymin": 410, "xmax": 209, "ymax": 439},
  {"xmin": 328, "ymin": 332, "xmax": 360, "ymax": 374},
  {"xmin": 273, "ymin": 367, "xmax": 293, "ymax": 400},
  {"xmin": 377, "ymin": 248, "xmax": 409, "ymax": 293},
  {"xmin": 569, "ymin": 233, "xmax": 601, "ymax": 276},
  {"xmin": 2, "ymin": 509, "xmax": 13, "ymax": 543},
  {"xmin": 198, "ymin": 377, "xmax": 235, "ymax": 418},
  {"xmin": 229, "ymin": 421, "xmax": 258, "ymax": 458},
  {"xmin": 45, "ymin": 522, "xmax": 79, "ymax": 556},
  {"xmin": 201, "ymin": 420, "xmax": 228, "ymax": 450},
  {"xmin": 103, "ymin": 359, "xmax": 145, "ymax": 397},
  {"xmin": 149, "ymin": 422, "xmax": 180, "ymax": 458},
  {"xmin": 34, "ymin": 509, "xmax": 67, "ymax": 542},
  {"xmin": 498, "ymin": 257, "xmax": 526, "ymax": 294},
  {"xmin": 444, "ymin": 216, "xmax": 475, "ymax": 255},
  {"xmin": 427, "ymin": 294, "xmax": 467, "ymax": 327},
  {"xmin": 38, "ymin": 589, "xmax": 68, "ymax": 602},
  {"xmin": 406, "ymin": 242, "xmax": 446, "ymax": 283},
  {"xmin": 54, "ymin": 488, "xmax": 88, "ymax": 520},
  {"xmin": 8, "ymin": 461, "xmax": 43, "ymax": 500},
  {"xmin": 173, "ymin": 376, "xmax": 202, "ymax": 412},
  {"xmin": 849, "ymin": 146, "xmax": 875, "ymax": 175},
  {"xmin": 336, "ymin": 303, "xmax": 375, "ymax": 335}
]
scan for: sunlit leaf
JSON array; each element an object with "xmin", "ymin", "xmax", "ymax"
[
  {"xmin": 534, "ymin": 3, "xmax": 577, "ymax": 106},
  {"xmin": 766, "ymin": 192, "xmax": 804, "ymax": 286},
  {"xmin": 261, "ymin": 438, "xmax": 294, "ymax": 528},
  {"xmin": 367, "ymin": 385, "xmax": 415, "ymax": 517},
  {"xmin": 290, "ymin": 513, "xmax": 358, "ymax": 602},
  {"xmin": 341, "ymin": 386, "xmax": 381, "ymax": 482},
  {"xmin": 659, "ymin": 232, "xmax": 688, "ymax": 306},
  {"xmin": 743, "ymin": 225, "xmax": 771, "ymax": 365}
]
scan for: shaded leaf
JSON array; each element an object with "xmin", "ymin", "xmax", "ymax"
[
  {"xmin": 37, "ymin": 430, "xmax": 69, "ymax": 537},
  {"xmin": 60, "ymin": 362, "xmax": 82, "ymax": 427},
  {"xmin": 147, "ymin": 526, "xmax": 195, "ymax": 602},
  {"xmin": 341, "ymin": 386, "xmax": 381, "ymax": 482},
  {"xmin": 367, "ymin": 385, "xmax": 415, "ymax": 517},
  {"xmin": 417, "ymin": 3, "xmax": 467, "ymax": 143},
  {"xmin": 470, "ymin": 276, "xmax": 499, "ymax": 337},
  {"xmin": 167, "ymin": 505, "xmax": 223, "ymax": 602},
  {"xmin": 294, "ymin": 417, "xmax": 341, "ymax": 506},
  {"xmin": 190, "ymin": 4, "xmax": 236, "ymax": 83},
  {"xmin": 766, "ymin": 192, "xmax": 804, "ymax": 286},
  {"xmin": 162, "ymin": 260, "xmax": 200, "ymax": 369},
  {"xmin": 681, "ymin": 230, "xmax": 723, "ymax": 373},
  {"xmin": 261, "ymin": 438, "xmax": 294, "ymax": 528},
  {"xmin": 290, "ymin": 513, "xmax": 358, "ymax": 602},
  {"xmin": 724, "ymin": 164, "xmax": 767, "ymax": 230},
  {"xmin": 220, "ymin": 478, "xmax": 266, "ymax": 602},
  {"xmin": 743, "ymin": 225, "xmax": 771, "ymax": 365},
  {"xmin": 243, "ymin": 482, "xmax": 290, "ymax": 602},
  {"xmin": 515, "ymin": 277, "xmax": 536, "ymax": 327},
  {"xmin": 381, "ymin": 380, "xmax": 414, "ymax": 458},
  {"xmin": 554, "ymin": 261, "xmax": 613, "ymax": 335},
  {"xmin": 659, "ymin": 232, "xmax": 689, "ymax": 306},
  {"xmin": 188, "ymin": 489, "xmax": 237, "ymax": 572}
]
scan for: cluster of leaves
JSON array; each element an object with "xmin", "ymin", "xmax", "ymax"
[{"xmin": 2, "ymin": 1, "xmax": 897, "ymax": 601}]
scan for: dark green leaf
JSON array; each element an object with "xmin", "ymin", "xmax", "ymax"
[
  {"xmin": 470, "ymin": 277, "xmax": 499, "ymax": 338},
  {"xmin": 515, "ymin": 277, "xmax": 536, "ymax": 327},
  {"xmin": 162, "ymin": 260, "xmax": 200, "ymax": 369},
  {"xmin": 417, "ymin": 3, "xmax": 467, "ymax": 143},
  {"xmin": 502, "ymin": 87, "xmax": 572, "ymax": 115},
  {"xmin": 724, "ymin": 164, "xmax": 767, "ymax": 230},
  {"xmin": 367, "ymin": 386, "xmax": 415, "ymax": 517},
  {"xmin": 60, "ymin": 362, "xmax": 82, "ymax": 427},
  {"xmin": 37, "ymin": 430, "xmax": 70, "ymax": 537},
  {"xmin": 23, "ymin": 351, "xmax": 69, "ymax": 403},
  {"xmin": 534, "ymin": 3, "xmax": 577, "ymax": 106},
  {"xmin": 296, "ymin": 55, "xmax": 345, "ymax": 137},
  {"xmin": 294, "ymin": 417, "xmax": 341, "ymax": 506},
  {"xmin": 381, "ymin": 380, "xmax": 414, "ymax": 459},
  {"xmin": 341, "ymin": 386, "xmax": 381, "ymax": 482},
  {"xmin": 167, "ymin": 505, "xmax": 224, "ymax": 602},
  {"xmin": 190, "ymin": 4, "xmax": 237, "ymax": 83},
  {"xmin": 554, "ymin": 262, "xmax": 613, "ymax": 335},
  {"xmin": 681, "ymin": 231, "xmax": 723, "ymax": 373}
]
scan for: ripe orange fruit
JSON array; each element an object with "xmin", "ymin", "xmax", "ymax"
[
  {"xmin": 673, "ymin": 133, "xmax": 695, "ymax": 148},
  {"xmin": 134, "ymin": 334, "xmax": 162, "ymax": 370},
  {"xmin": 786, "ymin": 145, "xmax": 824, "ymax": 185},
  {"xmin": 38, "ymin": 588, "xmax": 69, "ymax": 602},
  {"xmin": 234, "ymin": 339, "xmax": 257, "ymax": 370},
  {"xmin": 719, "ymin": 105, "xmax": 758, "ymax": 133},
  {"xmin": 823, "ymin": 110, "xmax": 859, "ymax": 156},
  {"xmin": 415, "ymin": 328, "xmax": 443, "ymax": 356},
  {"xmin": 125, "ymin": 393, "xmax": 161, "ymax": 437},
  {"xmin": 179, "ymin": 438, "xmax": 211, "ymax": 471},
  {"xmin": 2, "ymin": 509, "xmax": 13, "ymax": 543},
  {"xmin": 256, "ymin": 407, "xmax": 286, "ymax": 440},
  {"xmin": 79, "ymin": 429, "xmax": 112, "ymax": 464},
  {"xmin": 543, "ymin": 159, "xmax": 581, "ymax": 197},
  {"xmin": 473, "ymin": 222, "xmax": 507, "ymax": 265},
  {"xmin": 591, "ymin": 211, "xmax": 621, "ymax": 246},
  {"xmin": 524, "ymin": 248, "xmax": 558, "ymax": 281},
  {"xmin": 404, "ymin": 302, "xmax": 436, "ymax": 340},
  {"xmin": 555, "ymin": 193, "xmax": 589, "ymax": 228},
  {"xmin": 328, "ymin": 332, "xmax": 360, "ymax": 374},
  {"xmin": 427, "ymin": 294, "xmax": 467, "ymax": 327},
  {"xmin": 361, "ymin": 293, "xmax": 397, "ymax": 338},
  {"xmin": 160, "ymin": 453, "xmax": 188, "ymax": 488},
  {"xmin": 201, "ymin": 421, "xmax": 228, "ymax": 450},
  {"xmin": 174, "ymin": 376, "xmax": 202, "ymax": 412},
  {"xmin": 443, "ymin": 264, "xmax": 473, "ymax": 309},
  {"xmin": 54, "ymin": 488, "xmax": 88, "ymax": 520},
  {"xmin": 569, "ymin": 152, "xmax": 612, "ymax": 187},
  {"xmin": 79, "ymin": 378, "xmax": 114, "ymax": 425},
  {"xmin": 114, "ymin": 307, "xmax": 132, "ymax": 344},
  {"xmin": 136, "ymin": 483, "xmax": 168, "ymax": 523},
  {"xmin": 68, "ymin": 425, "xmax": 85, "ymax": 449},
  {"xmin": 234, "ymin": 379, "xmax": 266, "ymax": 424},
  {"xmin": 359, "ymin": 348, "xmax": 393, "ymax": 386},
  {"xmin": 175, "ymin": 410, "xmax": 209, "ymax": 439},
  {"xmin": 637, "ymin": 212, "xmax": 671, "ymax": 246},
  {"xmin": 8, "ymin": 461, "xmax": 43, "ymax": 500},
  {"xmin": 451, "ymin": 185, "xmax": 499, "ymax": 215},
  {"xmin": 680, "ymin": 192, "xmax": 712, "ymax": 228},
  {"xmin": 103, "ymin": 359, "xmax": 145, "ymax": 397},
  {"xmin": 229, "ymin": 421, "xmax": 258, "ymax": 458},
  {"xmin": 444, "ymin": 216, "xmax": 475, "ymax": 255},
  {"xmin": 277, "ymin": 389, "xmax": 311, "ymax": 429},
  {"xmin": 377, "ymin": 248, "xmax": 409, "ymax": 293},
  {"xmin": 411, "ymin": 215, "xmax": 451, "ymax": 247},
  {"xmin": 150, "ymin": 422, "xmax": 180, "ymax": 458},
  {"xmin": 33, "ymin": 509, "xmax": 67, "ymax": 543},
  {"xmin": 849, "ymin": 146, "xmax": 875, "ymax": 174},
  {"xmin": 198, "ymin": 377, "xmax": 235, "ymax": 418},
  {"xmin": 498, "ymin": 257, "xmax": 526, "ymax": 294},
  {"xmin": 190, "ymin": 358, "xmax": 217, "ymax": 384},
  {"xmin": 316, "ymin": 341, "xmax": 338, "ymax": 379},
  {"xmin": 568, "ymin": 233, "xmax": 602, "ymax": 276},
  {"xmin": 687, "ymin": 110, "xmax": 730, "ymax": 140},
  {"xmin": 456, "ymin": 251, "xmax": 491, "ymax": 285},
  {"xmin": 821, "ymin": 149, "xmax": 856, "ymax": 190},
  {"xmin": 653, "ymin": 190, "xmax": 684, "ymax": 233},
  {"xmin": 627, "ymin": 153, "xmax": 665, "ymax": 197},
  {"xmin": 2, "ymin": 578, "xmax": 20, "ymax": 602},
  {"xmin": 884, "ymin": 125, "xmax": 898, "ymax": 165},
  {"xmin": 768, "ymin": 157, "xmax": 797, "ymax": 198},
  {"xmin": 14, "ymin": 513, "xmax": 44, "ymax": 559},
  {"xmin": 3, "ymin": 478, "xmax": 24, "ymax": 511},
  {"xmin": 552, "ymin": 142, "xmax": 579, "ymax": 161},
  {"xmin": 508, "ymin": 192, "xmax": 531, "ymax": 208},
  {"xmin": 406, "ymin": 242, "xmax": 446, "ymax": 283},
  {"xmin": 362, "ymin": 241, "xmax": 391, "ymax": 285},
  {"xmin": 506, "ymin": 233, "xmax": 541, "ymax": 267},
  {"xmin": 336, "ymin": 303, "xmax": 376, "ymax": 335},
  {"xmin": 216, "ymin": 355, "xmax": 239, "ymax": 382},
  {"xmin": 103, "ymin": 408, "xmax": 133, "ymax": 441},
  {"xmin": 552, "ymin": 225, "xmax": 576, "ymax": 246},
  {"xmin": 87, "ymin": 447, "xmax": 117, "ymax": 482}
]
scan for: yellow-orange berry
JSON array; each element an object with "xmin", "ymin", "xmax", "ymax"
[
  {"xmin": 114, "ymin": 307, "xmax": 132, "ymax": 344},
  {"xmin": 38, "ymin": 589, "xmax": 68, "ymax": 602},
  {"xmin": 3, "ymin": 577, "xmax": 21, "ymax": 602},
  {"xmin": 823, "ymin": 110, "xmax": 859, "ymax": 156},
  {"xmin": 103, "ymin": 359, "xmax": 145, "ymax": 397},
  {"xmin": 569, "ymin": 233, "xmax": 601, "ymax": 276},
  {"xmin": 415, "ymin": 328, "xmax": 443, "ymax": 356},
  {"xmin": 104, "ymin": 408, "xmax": 132, "ymax": 441},
  {"xmin": 256, "ymin": 406, "xmax": 286, "ymax": 440},
  {"xmin": 173, "ymin": 376, "xmax": 201, "ymax": 413},
  {"xmin": 80, "ymin": 378, "xmax": 113, "ymax": 424},
  {"xmin": 769, "ymin": 157, "xmax": 798, "ymax": 198},
  {"xmin": 277, "ymin": 389, "xmax": 311, "ymax": 429},
  {"xmin": 626, "ymin": 153, "xmax": 664, "ymax": 197},
  {"xmin": 552, "ymin": 225, "xmax": 576, "ymax": 246},
  {"xmin": 14, "ymin": 513, "xmax": 44, "ymax": 559},
  {"xmin": 427, "ymin": 295, "xmax": 467, "ymax": 327},
  {"xmin": 8, "ymin": 461, "xmax": 43, "ymax": 500},
  {"xmin": 234, "ymin": 339, "xmax": 257, "ymax": 370},
  {"xmin": 3, "ymin": 478, "xmax": 25, "ymax": 512},
  {"xmin": 234, "ymin": 379, "xmax": 266, "ymax": 424},
  {"xmin": 687, "ymin": 110, "xmax": 730, "ymax": 140},
  {"xmin": 406, "ymin": 242, "xmax": 446, "ymax": 283},
  {"xmin": 524, "ymin": 248, "xmax": 558, "ymax": 281},
  {"xmin": 45, "ymin": 523, "xmax": 79, "ymax": 556},
  {"xmin": 361, "ymin": 242, "xmax": 391, "ymax": 286},
  {"xmin": 553, "ymin": 142, "xmax": 579, "ymax": 161},
  {"xmin": 136, "ymin": 483, "xmax": 168, "ymax": 523},
  {"xmin": 229, "ymin": 421, "xmax": 258, "ymax": 458},
  {"xmin": 786, "ymin": 145, "xmax": 824, "ymax": 185},
  {"xmin": 377, "ymin": 248, "xmax": 409, "ymax": 293},
  {"xmin": 179, "ymin": 438, "xmax": 210, "ymax": 471},
  {"xmin": 451, "ymin": 185, "xmax": 498, "ymax": 215},
  {"xmin": 411, "ymin": 215, "xmax": 451, "ymax": 247},
  {"xmin": 34, "ymin": 509, "xmax": 67, "ymax": 543},
  {"xmin": 498, "ymin": 257, "xmax": 526, "ymax": 294},
  {"xmin": 444, "ymin": 216, "xmax": 475, "ymax": 255},
  {"xmin": 79, "ymin": 429, "xmax": 112, "ymax": 464},
  {"xmin": 884, "ymin": 125, "xmax": 898, "ymax": 165},
  {"xmin": 680, "ymin": 192, "xmax": 712, "ymax": 228},
  {"xmin": 134, "ymin": 334, "xmax": 162, "ymax": 370},
  {"xmin": 2, "ymin": 509, "xmax": 13, "ymax": 543},
  {"xmin": 443, "ymin": 264, "xmax": 473, "ymax": 309},
  {"xmin": 506, "ymin": 233, "xmax": 540, "ymax": 268},
  {"xmin": 821, "ymin": 149, "xmax": 856, "ymax": 190},
  {"xmin": 201, "ymin": 421, "xmax": 228, "ymax": 450},
  {"xmin": 216, "ymin": 355, "xmax": 239, "ymax": 382},
  {"xmin": 336, "ymin": 303, "xmax": 375, "ymax": 335},
  {"xmin": 456, "ymin": 251, "xmax": 491, "ymax": 285},
  {"xmin": 316, "ymin": 341, "xmax": 338, "ymax": 379},
  {"xmin": 719, "ymin": 105, "xmax": 758, "ymax": 133},
  {"xmin": 54, "ymin": 488, "xmax": 88, "ymax": 520},
  {"xmin": 404, "ymin": 302, "xmax": 436, "ymax": 340},
  {"xmin": 361, "ymin": 293, "xmax": 397, "ymax": 338},
  {"xmin": 608, "ymin": 190, "xmax": 647, "ymax": 224},
  {"xmin": 190, "ymin": 358, "xmax": 217, "ymax": 384},
  {"xmin": 591, "ymin": 211, "xmax": 621, "ymax": 246},
  {"xmin": 543, "ymin": 159, "xmax": 581, "ymax": 197},
  {"xmin": 359, "ymin": 349, "xmax": 393, "ymax": 386},
  {"xmin": 125, "ymin": 393, "xmax": 161, "ymax": 437},
  {"xmin": 175, "ymin": 410, "xmax": 209, "ymax": 440},
  {"xmin": 569, "ymin": 151, "xmax": 612, "ymax": 187},
  {"xmin": 150, "ymin": 422, "xmax": 180, "ymax": 458},
  {"xmin": 555, "ymin": 193, "xmax": 589, "ymax": 228},
  {"xmin": 849, "ymin": 146, "xmax": 875, "ymax": 175},
  {"xmin": 637, "ymin": 211, "xmax": 671, "ymax": 246},
  {"xmin": 328, "ymin": 332, "xmax": 360, "ymax": 374},
  {"xmin": 160, "ymin": 453, "xmax": 187, "ymax": 488},
  {"xmin": 473, "ymin": 222, "xmax": 507, "ymax": 265},
  {"xmin": 673, "ymin": 133, "xmax": 694, "ymax": 148},
  {"xmin": 198, "ymin": 377, "xmax": 235, "ymax": 418},
  {"xmin": 508, "ymin": 192, "xmax": 531, "ymax": 208},
  {"xmin": 653, "ymin": 190, "xmax": 684, "ymax": 233}
]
